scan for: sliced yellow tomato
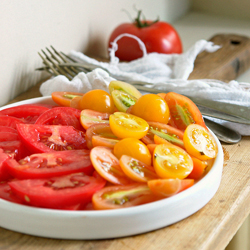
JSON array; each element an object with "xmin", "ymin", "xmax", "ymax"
[
  {"xmin": 92, "ymin": 135, "xmax": 119, "ymax": 149},
  {"xmin": 119, "ymin": 155, "xmax": 158, "ymax": 182},
  {"xmin": 111, "ymin": 90, "xmax": 137, "ymax": 112},
  {"xmin": 153, "ymin": 144, "xmax": 193, "ymax": 179},
  {"xmin": 148, "ymin": 179, "xmax": 194, "ymax": 197},
  {"xmin": 109, "ymin": 112, "xmax": 149, "ymax": 139},
  {"xmin": 113, "ymin": 138, "xmax": 151, "ymax": 165},
  {"xmin": 90, "ymin": 146, "xmax": 132, "ymax": 185},
  {"xmin": 183, "ymin": 124, "xmax": 218, "ymax": 161}
]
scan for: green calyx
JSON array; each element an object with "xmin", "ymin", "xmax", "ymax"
[{"xmin": 134, "ymin": 10, "xmax": 159, "ymax": 28}]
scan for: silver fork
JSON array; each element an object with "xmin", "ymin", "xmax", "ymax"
[{"xmin": 36, "ymin": 46, "xmax": 250, "ymax": 126}]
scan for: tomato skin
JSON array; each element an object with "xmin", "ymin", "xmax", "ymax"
[
  {"xmin": 131, "ymin": 94, "xmax": 170, "ymax": 124},
  {"xmin": 164, "ymin": 92, "xmax": 206, "ymax": 131},
  {"xmin": 109, "ymin": 112, "xmax": 149, "ymax": 139},
  {"xmin": 0, "ymin": 115, "xmax": 24, "ymax": 129},
  {"xmin": 108, "ymin": 20, "xmax": 182, "ymax": 61},
  {"xmin": 4, "ymin": 149, "xmax": 94, "ymax": 179},
  {"xmin": 113, "ymin": 138, "xmax": 151, "ymax": 166},
  {"xmin": 8, "ymin": 172, "xmax": 106, "ymax": 209},
  {"xmin": 79, "ymin": 89, "xmax": 115, "ymax": 113},
  {"xmin": 16, "ymin": 124, "xmax": 87, "ymax": 153},
  {"xmin": 92, "ymin": 184, "xmax": 160, "ymax": 210},
  {"xmin": 90, "ymin": 146, "xmax": 132, "ymax": 185},
  {"xmin": 148, "ymin": 179, "xmax": 194, "ymax": 197}
]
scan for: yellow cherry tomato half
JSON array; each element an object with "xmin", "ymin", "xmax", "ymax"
[
  {"xmin": 79, "ymin": 89, "xmax": 115, "ymax": 113},
  {"xmin": 113, "ymin": 138, "xmax": 151, "ymax": 165},
  {"xmin": 148, "ymin": 179, "xmax": 194, "ymax": 197},
  {"xmin": 153, "ymin": 144, "xmax": 193, "ymax": 179},
  {"xmin": 131, "ymin": 94, "xmax": 170, "ymax": 124},
  {"xmin": 183, "ymin": 124, "xmax": 218, "ymax": 161},
  {"xmin": 119, "ymin": 155, "xmax": 158, "ymax": 182},
  {"xmin": 109, "ymin": 112, "xmax": 149, "ymax": 139}
]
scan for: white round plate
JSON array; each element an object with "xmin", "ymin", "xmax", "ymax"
[{"xmin": 0, "ymin": 96, "xmax": 224, "ymax": 239}]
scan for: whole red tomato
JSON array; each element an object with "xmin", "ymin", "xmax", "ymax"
[{"xmin": 108, "ymin": 10, "xmax": 182, "ymax": 61}]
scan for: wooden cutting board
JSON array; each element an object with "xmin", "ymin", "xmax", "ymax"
[{"xmin": 188, "ymin": 34, "xmax": 250, "ymax": 82}]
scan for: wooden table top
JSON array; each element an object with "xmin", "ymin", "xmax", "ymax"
[{"xmin": 1, "ymin": 82, "xmax": 250, "ymax": 250}]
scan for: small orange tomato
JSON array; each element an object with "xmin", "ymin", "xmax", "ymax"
[
  {"xmin": 79, "ymin": 89, "xmax": 115, "ymax": 113},
  {"xmin": 153, "ymin": 144, "xmax": 193, "ymax": 179},
  {"xmin": 148, "ymin": 179, "xmax": 194, "ymax": 197},
  {"xmin": 51, "ymin": 91, "xmax": 84, "ymax": 107},
  {"xmin": 183, "ymin": 124, "xmax": 218, "ymax": 161},
  {"xmin": 109, "ymin": 112, "xmax": 149, "ymax": 139},
  {"xmin": 113, "ymin": 138, "xmax": 151, "ymax": 165},
  {"xmin": 90, "ymin": 146, "xmax": 131, "ymax": 185},
  {"xmin": 119, "ymin": 155, "xmax": 158, "ymax": 182},
  {"xmin": 131, "ymin": 94, "xmax": 170, "ymax": 123}
]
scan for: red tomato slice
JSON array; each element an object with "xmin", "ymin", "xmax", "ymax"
[
  {"xmin": 164, "ymin": 92, "xmax": 206, "ymax": 131},
  {"xmin": 0, "ymin": 140, "xmax": 25, "ymax": 160},
  {"xmin": 92, "ymin": 184, "xmax": 160, "ymax": 210},
  {"xmin": 16, "ymin": 124, "xmax": 87, "ymax": 153},
  {"xmin": 0, "ymin": 181, "xmax": 25, "ymax": 204},
  {"xmin": 4, "ymin": 149, "xmax": 93, "ymax": 179},
  {"xmin": 148, "ymin": 179, "xmax": 194, "ymax": 197},
  {"xmin": 0, "ymin": 126, "xmax": 18, "ymax": 134},
  {"xmin": 86, "ymin": 123, "xmax": 118, "ymax": 149},
  {"xmin": 0, "ymin": 150, "xmax": 12, "ymax": 181},
  {"xmin": 0, "ymin": 115, "xmax": 24, "ymax": 129},
  {"xmin": 35, "ymin": 107, "xmax": 83, "ymax": 131},
  {"xmin": 0, "ymin": 132, "xmax": 19, "ymax": 142},
  {"xmin": 90, "ymin": 146, "xmax": 132, "ymax": 185},
  {"xmin": 80, "ymin": 109, "xmax": 110, "ymax": 130},
  {"xmin": 9, "ymin": 172, "xmax": 106, "ymax": 209},
  {"xmin": 0, "ymin": 104, "xmax": 50, "ymax": 124}
]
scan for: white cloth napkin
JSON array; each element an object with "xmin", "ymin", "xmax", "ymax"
[{"xmin": 40, "ymin": 39, "xmax": 250, "ymax": 136}]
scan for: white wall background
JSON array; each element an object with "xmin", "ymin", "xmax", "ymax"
[{"xmin": 0, "ymin": 0, "xmax": 190, "ymax": 106}]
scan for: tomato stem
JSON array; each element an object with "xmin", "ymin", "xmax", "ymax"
[{"xmin": 134, "ymin": 10, "xmax": 159, "ymax": 28}]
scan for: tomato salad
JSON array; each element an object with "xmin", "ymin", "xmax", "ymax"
[{"xmin": 0, "ymin": 81, "xmax": 218, "ymax": 210}]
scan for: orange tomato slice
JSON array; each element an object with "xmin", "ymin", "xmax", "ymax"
[
  {"xmin": 109, "ymin": 112, "xmax": 149, "ymax": 139},
  {"xmin": 119, "ymin": 155, "xmax": 158, "ymax": 182},
  {"xmin": 90, "ymin": 146, "xmax": 132, "ymax": 185},
  {"xmin": 153, "ymin": 144, "xmax": 193, "ymax": 179},
  {"xmin": 51, "ymin": 91, "xmax": 84, "ymax": 107},
  {"xmin": 183, "ymin": 124, "xmax": 218, "ymax": 161},
  {"xmin": 148, "ymin": 179, "xmax": 194, "ymax": 197}
]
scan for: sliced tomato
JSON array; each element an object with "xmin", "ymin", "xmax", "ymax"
[
  {"xmin": 16, "ymin": 124, "xmax": 87, "ymax": 153},
  {"xmin": 51, "ymin": 91, "xmax": 84, "ymax": 107},
  {"xmin": 8, "ymin": 172, "xmax": 106, "ymax": 209},
  {"xmin": 111, "ymin": 90, "xmax": 137, "ymax": 112},
  {"xmin": 35, "ymin": 107, "xmax": 83, "ymax": 131},
  {"xmin": 90, "ymin": 146, "xmax": 132, "ymax": 185},
  {"xmin": 183, "ymin": 124, "xmax": 218, "ymax": 160},
  {"xmin": 85, "ymin": 123, "xmax": 118, "ymax": 149},
  {"xmin": 92, "ymin": 136, "xmax": 119, "ymax": 149},
  {"xmin": 164, "ymin": 92, "xmax": 206, "ymax": 131},
  {"xmin": 92, "ymin": 184, "xmax": 159, "ymax": 210},
  {"xmin": 4, "ymin": 149, "xmax": 93, "ymax": 179},
  {"xmin": 148, "ymin": 179, "xmax": 194, "ymax": 197},
  {"xmin": 119, "ymin": 155, "xmax": 158, "ymax": 182},
  {"xmin": 109, "ymin": 112, "xmax": 149, "ymax": 139},
  {"xmin": 0, "ymin": 126, "xmax": 18, "ymax": 134},
  {"xmin": 0, "ymin": 181, "xmax": 25, "ymax": 204},
  {"xmin": 153, "ymin": 143, "xmax": 193, "ymax": 179},
  {"xmin": 0, "ymin": 150, "xmax": 12, "ymax": 181},
  {"xmin": 0, "ymin": 104, "xmax": 50, "ymax": 124},
  {"xmin": 113, "ymin": 138, "xmax": 151, "ymax": 166},
  {"xmin": 187, "ymin": 157, "xmax": 207, "ymax": 180},
  {"xmin": 0, "ymin": 115, "xmax": 24, "ymax": 129},
  {"xmin": 141, "ymin": 121, "xmax": 184, "ymax": 146},
  {"xmin": 0, "ymin": 140, "xmax": 25, "ymax": 160},
  {"xmin": 80, "ymin": 109, "xmax": 110, "ymax": 130}
]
